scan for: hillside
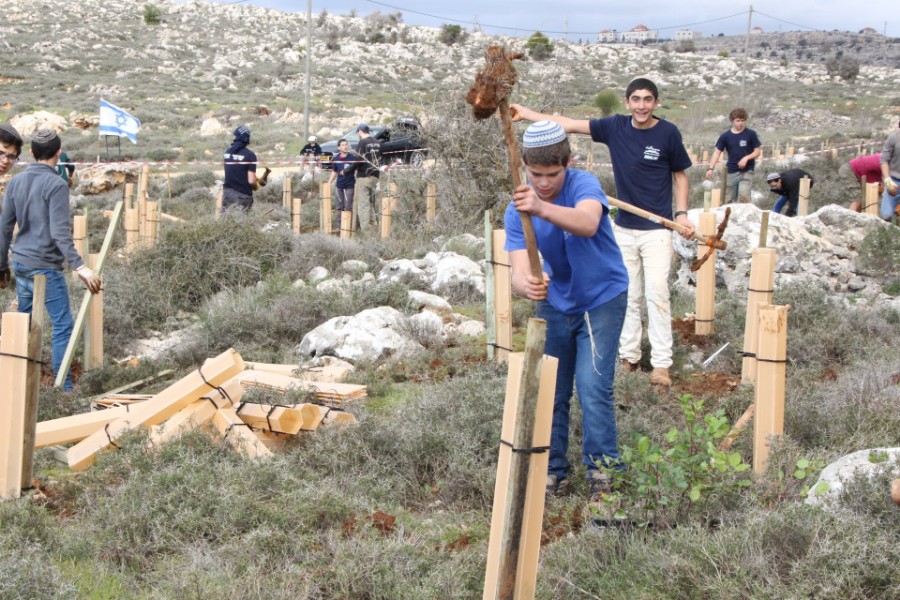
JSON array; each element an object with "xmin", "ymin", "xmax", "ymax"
[{"xmin": 3, "ymin": 0, "xmax": 900, "ymax": 162}]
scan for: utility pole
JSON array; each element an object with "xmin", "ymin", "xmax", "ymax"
[
  {"xmin": 740, "ymin": 5, "xmax": 753, "ymax": 101},
  {"xmin": 303, "ymin": 0, "xmax": 312, "ymax": 140}
]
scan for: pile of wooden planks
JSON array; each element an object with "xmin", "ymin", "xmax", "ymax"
[{"xmin": 33, "ymin": 349, "xmax": 365, "ymax": 472}]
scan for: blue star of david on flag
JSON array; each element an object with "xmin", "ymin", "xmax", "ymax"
[{"xmin": 99, "ymin": 99, "xmax": 141, "ymax": 144}]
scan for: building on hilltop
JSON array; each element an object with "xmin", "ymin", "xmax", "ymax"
[
  {"xmin": 676, "ymin": 29, "xmax": 700, "ymax": 40},
  {"xmin": 622, "ymin": 24, "xmax": 658, "ymax": 43},
  {"xmin": 752, "ymin": 26, "xmax": 764, "ymax": 34},
  {"xmin": 597, "ymin": 29, "xmax": 618, "ymax": 43}
]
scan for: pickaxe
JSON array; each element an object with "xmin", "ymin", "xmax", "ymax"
[
  {"xmin": 605, "ymin": 196, "xmax": 730, "ymax": 272},
  {"xmin": 465, "ymin": 46, "xmax": 543, "ymax": 280}
]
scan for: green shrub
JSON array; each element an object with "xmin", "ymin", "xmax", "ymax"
[
  {"xmin": 594, "ymin": 90, "xmax": 620, "ymax": 116},
  {"xmin": 438, "ymin": 24, "xmax": 466, "ymax": 46},
  {"xmin": 143, "ymin": 3, "xmax": 161, "ymax": 25},
  {"xmin": 526, "ymin": 31, "xmax": 553, "ymax": 61}
]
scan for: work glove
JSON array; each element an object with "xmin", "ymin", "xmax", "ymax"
[
  {"xmin": 75, "ymin": 265, "xmax": 102, "ymax": 294},
  {"xmin": 0, "ymin": 268, "xmax": 9, "ymax": 289}
]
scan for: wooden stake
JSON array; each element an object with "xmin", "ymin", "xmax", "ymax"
[
  {"xmin": 758, "ymin": 210, "xmax": 770, "ymax": 249},
  {"xmin": 0, "ymin": 312, "xmax": 33, "ymax": 498},
  {"xmin": 798, "ymin": 176, "xmax": 810, "ymax": 217},
  {"xmin": 380, "ymin": 193, "xmax": 394, "ymax": 240},
  {"xmin": 282, "ymin": 174, "xmax": 292, "ymax": 209},
  {"xmin": 83, "ymin": 253, "xmax": 104, "ymax": 370},
  {"xmin": 490, "ymin": 318, "xmax": 546, "ymax": 600},
  {"xmin": 483, "ymin": 319, "xmax": 556, "ymax": 600},
  {"xmin": 426, "ymin": 182, "xmax": 436, "ymax": 224},
  {"xmin": 149, "ymin": 379, "xmax": 243, "ymax": 446},
  {"xmin": 694, "ymin": 212, "xmax": 717, "ymax": 335},
  {"xmin": 292, "ymin": 195, "xmax": 302, "ymax": 234},
  {"xmin": 37, "ymin": 406, "xmax": 132, "ymax": 448},
  {"xmin": 124, "ymin": 205, "xmax": 139, "ymax": 253},
  {"xmin": 67, "ymin": 348, "xmax": 245, "ymax": 470},
  {"xmin": 717, "ymin": 163, "xmax": 727, "ymax": 203},
  {"xmin": 492, "ymin": 229, "xmax": 512, "ymax": 363},
  {"xmin": 212, "ymin": 407, "xmax": 272, "ymax": 460},
  {"xmin": 320, "ymin": 182, "xmax": 332, "ymax": 233},
  {"xmin": 20, "ymin": 276, "xmax": 45, "ymax": 489},
  {"xmin": 741, "ymin": 248, "xmax": 776, "ymax": 384},
  {"xmin": 865, "ymin": 181, "xmax": 879, "ymax": 216},
  {"xmin": 485, "ymin": 212, "xmax": 496, "ymax": 361},
  {"xmin": 752, "ymin": 304, "xmax": 788, "ymax": 474},
  {"xmin": 231, "ymin": 402, "xmax": 307, "ymax": 435},
  {"xmin": 55, "ymin": 201, "xmax": 124, "ymax": 388},
  {"xmin": 216, "ymin": 189, "xmax": 223, "ymax": 219},
  {"xmin": 710, "ymin": 188, "xmax": 722, "ymax": 209},
  {"xmin": 73, "ymin": 215, "xmax": 88, "ymax": 260},
  {"xmin": 340, "ymin": 210, "xmax": 352, "ymax": 240},
  {"xmin": 146, "ymin": 201, "xmax": 159, "ymax": 246},
  {"xmin": 124, "ymin": 182, "xmax": 135, "ymax": 209}
]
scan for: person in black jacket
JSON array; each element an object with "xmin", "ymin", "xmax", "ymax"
[{"xmin": 767, "ymin": 169, "xmax": 814, "ymax": 217}]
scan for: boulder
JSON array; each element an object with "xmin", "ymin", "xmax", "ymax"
[
  {"xmin": 378, "ymin": 259, "xmax": 429, "ymax": 286},
  {"xmin": 805, "ymin": 447, "xmax": 900, "ymax": 508},
  {"xmin": 407, "ymin": 290, "xmax": 452, "ymax": 315},
  {"xmin": 199, "ymin": 117, "xmax": 227, "ymax": 137},
  {"xmin": 76, "ymin": 164, "xmax": 138, "ymax": 194},
  {"xmin": 423, "ymin": 251, "xmax": 485, "ymax": 297},
  {"xmin": 297, "ymin": 306, "xmax": 424, "ymax": 362},
  {"xmin": 10, "ymin": 111, "xmax": 68, "ymax": 136}
]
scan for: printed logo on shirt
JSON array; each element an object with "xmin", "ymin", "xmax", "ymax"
[
  {"xmin": 224, "ymin": 153, "xmax": 246, "ymax": 161},
  {"xmin": 739, "ymin": 140, "xmax": 747, "ymax": 147},
  {"xmin": 643, "ymin": 146, "xmax": 660, "ymax": 161}
]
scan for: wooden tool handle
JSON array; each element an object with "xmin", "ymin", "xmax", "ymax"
[
  {"xmin": 499, "ymin": 98, "xmax": 543, "ymax": 280},
  {"xmin": 607, "ymin": 196, "xmax": 727, "ymax": 251}
]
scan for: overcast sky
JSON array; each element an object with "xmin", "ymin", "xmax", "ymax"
[{"xmin": 211, "ymin": 0, "xmax": 896, "ymax": 39}]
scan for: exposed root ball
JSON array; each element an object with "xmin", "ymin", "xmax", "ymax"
[{"xmin": 465, "ymin": 45, "xmax": 524, "ymax": 120}]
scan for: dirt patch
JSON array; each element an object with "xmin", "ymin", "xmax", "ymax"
[
  {"xmin": 672, "ymin": 316, "xmax": 717, "ymax": 349},
  {"xmin": 541, "ymin": 504, "xmax": 584, "ymax": 546},
  {"xmin": 366, "ymin": 510, "xmax": 396, "ymax": 535},
  {"xmin": 676, "ymin": 371, "xmax": 741, "ymax": 397}
]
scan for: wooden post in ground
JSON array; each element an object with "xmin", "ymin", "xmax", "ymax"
[
  {"xmin": 426, "ymin": 182, "xmax": 436, "ymax": 224},
  {"xmin": 73, "ymin": 215, "xmax": 88, "ymax": 260},
  {"xmin": 483, "ymin": 319, "xmax": 555, "ymax": 600},
  {"xmin": 485, "ymin": 212, "xmax": 496, "ymax": 361},
  {"xmin": 124, "ymin": 204, "xmax": 139, "ymax": 254},
  {"xmin": 124, "ymin": 182, "xmax": 135, "ymax": 209},
  {"xmin": 694, "ymin": 211, "xmax": 717, "ymax": 335},
  {"xmin": 492, "ymin": 229, "xmax": 512, "ymax": 363},
  {"xmin": 752, "ymin": 304, "xmax": 788, "ymax": 474},
  {"xmin": 710, "ymin": 188, "xmax": 722, "ymax": 209},
  {"xmin": 340, "ymin": 211, "xmax": 352, "ymax": 240},
  {"xmin": 282, "ymin": 175, "xmax": 292, "ymax": 209},
  {"xmin": 320, "ymin": 182, "xmax": 332, "ymax": 234},
  {"xmin": 702, "ymin": 149, "xmax": 710, "ymax": 164},
  {"xmin": 741, "ymin": 249, "xmax": 776, "ymax": 384},
  {"xmin": 717, "ymin": 163, "xmax": 727, "ymax": 202},
  {"xmin": 138, "ymin": 165, "xmax": 149, "ymax": 242},
  {"xmin": 146, "ymin": 201, "xmax": 160, "ymax": 246},
  {"xmin": 55, "ymin": 201, "xmax": 123, "ymax": 388},
  {"xmin": 291, "ymin": 195, "xmax": 302, "ymax": 234},
  {"xmin": 798, "ymin": 176, "xmax": 811, "ymax": 217},
  {"xmin": 83, "ymin": 253, "xmax": 104, "ymax": 370},
  {"xmin": 20, "ymin": 276, "xmax": 45, "ymax": 490},
  {"xmin": 216, "ymin": 189, "xmax": 223, "ymax": 218},
  {"xmin": 787, "ymin": 145, "xmax": 795, "ymax": 158},
  {"xmin": 0, "ymin": 312, "xmax": 34, "ymax": 499},
  {"xmin": 380, "ymin": 192, "xmax": 394, "ymax": 240},
  {"xmin": 865, "ymin": 181, "xmax": 879, "ymax": 216}
]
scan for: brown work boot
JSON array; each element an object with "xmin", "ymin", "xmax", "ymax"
[
  {"xmin": 649, "ymin": 367, "xmax": 672, "ymax": 387},
  {"xmin": 620, "ymin": 359, "xmax": 639, "ymax": 373}
]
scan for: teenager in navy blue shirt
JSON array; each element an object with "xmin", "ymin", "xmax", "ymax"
[
  {"xmin": 705, "ymin": 107, "xmax": 762, "ymax": 203},
  {"xmin": 512, "ymin": 78, "xmax": 694, "ymax": 388},
  {"xmin": 327, "ymin": 139, "xmax": 361, "ymax": 232},
  {"xmin": 222, "ymin": 125, "xmax": 259, "ymax": 212}
]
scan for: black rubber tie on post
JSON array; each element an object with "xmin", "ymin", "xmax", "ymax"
[
  {"xmin": 0, "ymin": 351, "xmax": 48, "ymax": 365},
  {"xmin": 104, "ymin": 423, "xmax": 121, "ymax": 449},
  {"xmin": 499, "ymin": 439, "xmax": 549, "ymax": 455}
]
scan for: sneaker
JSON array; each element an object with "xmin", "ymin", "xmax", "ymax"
[
  {"xmin": 587, "ymin": 471, "xmax": 612, "ymax": 503},
  {"xmin": 649, "ymin": 367, "xmax": 672, "ymax": 387},
  {"xmin": 546, "ymin": 474, "xmax": 570, "ymax": 498},
  {"xmin": 620, "ymin": 359, "xmax": 639, "ymax": 373}
]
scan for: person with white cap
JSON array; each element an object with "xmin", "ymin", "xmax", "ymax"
[
  {"xmin": 300, "ymin": 135, "xmax": 322, "ymax": 160},
  {"xmin": 512, "ymin": 78, "xmax": 694, "ymax": 388},
  {"xmin": 505, "ymin": 120, "xmax": 629, "ymax": 503},
  {"xmin": 766, "ymin": 168, "xmax": 814, "ymax": 217},
  {"xmin": 0, "ymin": 129, "xmax": 102, "ymax": 391}
]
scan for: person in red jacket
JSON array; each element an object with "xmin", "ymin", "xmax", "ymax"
[{"xmin": 839, "ymin": 154, "xmax": 882, "ymax": 212}]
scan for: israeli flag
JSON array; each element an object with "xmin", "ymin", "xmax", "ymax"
[{"xmin": 99, "ymin": 99, "xmax": 141, "ymax": 144}]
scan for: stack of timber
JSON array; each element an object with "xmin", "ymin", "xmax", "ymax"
[{"xmin": 33, "ymin": 350, "xmax": 364, "ymax": 471}]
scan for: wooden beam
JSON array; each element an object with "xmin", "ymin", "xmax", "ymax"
[
  {"xmin": 798, "ymin": 176, "xmax": 811, "ymax": 217},
  {"xmin": 67, "ymin": 348, "xmax": 245, "ymax": 470},
  {"xmin": 492, "ymin": 230, "xmax": 512, "ymax": 363},
  {"xmin": 243, "ymin": 361, "xmax": 350, "ymax": 383},
  {"xmin": 752, "ymin": 305, "xmax": 788, "ymax": 474},
  {"xmin": 211, "ymin": 407, "xmax": 272, "ymax": 460},
  {"xmin": 236, "ymin": 370, "xmax": 366, "ymax": 402},
  {"xmin": 232, "ymin": 402, "xmax": 306, "ymax": 435},
  {"xmin": 21, "ymin": 275, "xmax": 45, "ymax": 489},
  {"xmin": 426, "ymin": 182, "xmax": 436, "ymax": 223},
  {"xmin": 36, "ymin": 406, "xmax": 131, "ymax": 448},
  {"xmin": 485, "ymin": 211, "xmax": 496, "ymax": 361},
  {"xmin": 741, "ymin": 248, "xmax": 776, "ymax": 384},
  {"xmin": 149, "ymin": 379, "xmax": 243, "ymax": 446},
  {"xmin": 55, "ymin": 201, "xmax": 124, "ymax": 387},
  {"xmin": 84, "ymin": 253, "xmax": 104, "ymax": 370},
  {"xmin": 0, "ymin": 312, "xmax": 34, "ymax": 498},
  {"xmin": 694, "ymin": 211, "xmax": 716, "ymax": 335}
]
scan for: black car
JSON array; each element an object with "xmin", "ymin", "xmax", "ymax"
[{"xmin": 319, "ymin": 116, "xmax": 427, "ymax": 167}]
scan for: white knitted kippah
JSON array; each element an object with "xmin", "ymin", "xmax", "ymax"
[{"xmin": 522, "ymin": 120, "xmax": 567, "ymax": 148}]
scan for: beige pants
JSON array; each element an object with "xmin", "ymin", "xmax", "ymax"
[{"xmin": 355, "ymin": 176, "xmax": 379, "ymax": 231}]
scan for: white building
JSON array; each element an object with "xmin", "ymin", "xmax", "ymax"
[
  {"xmin": 676, "ymin": 29, "xmax": 700, "ymax": 41},
  {"xmin": 597, "ymin": 29, "xmax": 618, "ymax": 43},
  {"xmin": 621, "ymin": 24, "xmax": 658, "ymax": 43}
]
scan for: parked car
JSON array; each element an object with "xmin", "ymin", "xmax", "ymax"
[{"xmin": 319, "ymin": 116, "xmax": 427, "ymax": 167}]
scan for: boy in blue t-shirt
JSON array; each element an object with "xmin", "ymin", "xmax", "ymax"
[
  {"xmin": 327, "ymin": 139, "xmax": 361, "ymax": 231},
  {"xmin": 504, "ymin": 120, "xmax": 628, "ymax": 503},
  {"xmin": 705, "ymin": 107, "xmax": 762, "ymax": 203},
  {"xmin": 512, "ymin": 78, "xmax": 694, "ymax": 388}
]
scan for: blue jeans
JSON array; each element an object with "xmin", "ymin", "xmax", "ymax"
[
  {"xmin": 537, "ymin": 291, "xmax": 627, "ymax": 478},
  {"xmin": 882, "ymin": 176, "xmax": 900, "ymax": 221},
  {"xmin": 773, "ymin": 194, "xmax": 790, "ymax": 215},
  {"xmin": 13, "ymin": 263, "xmax": 74, "ymax": 390}
]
